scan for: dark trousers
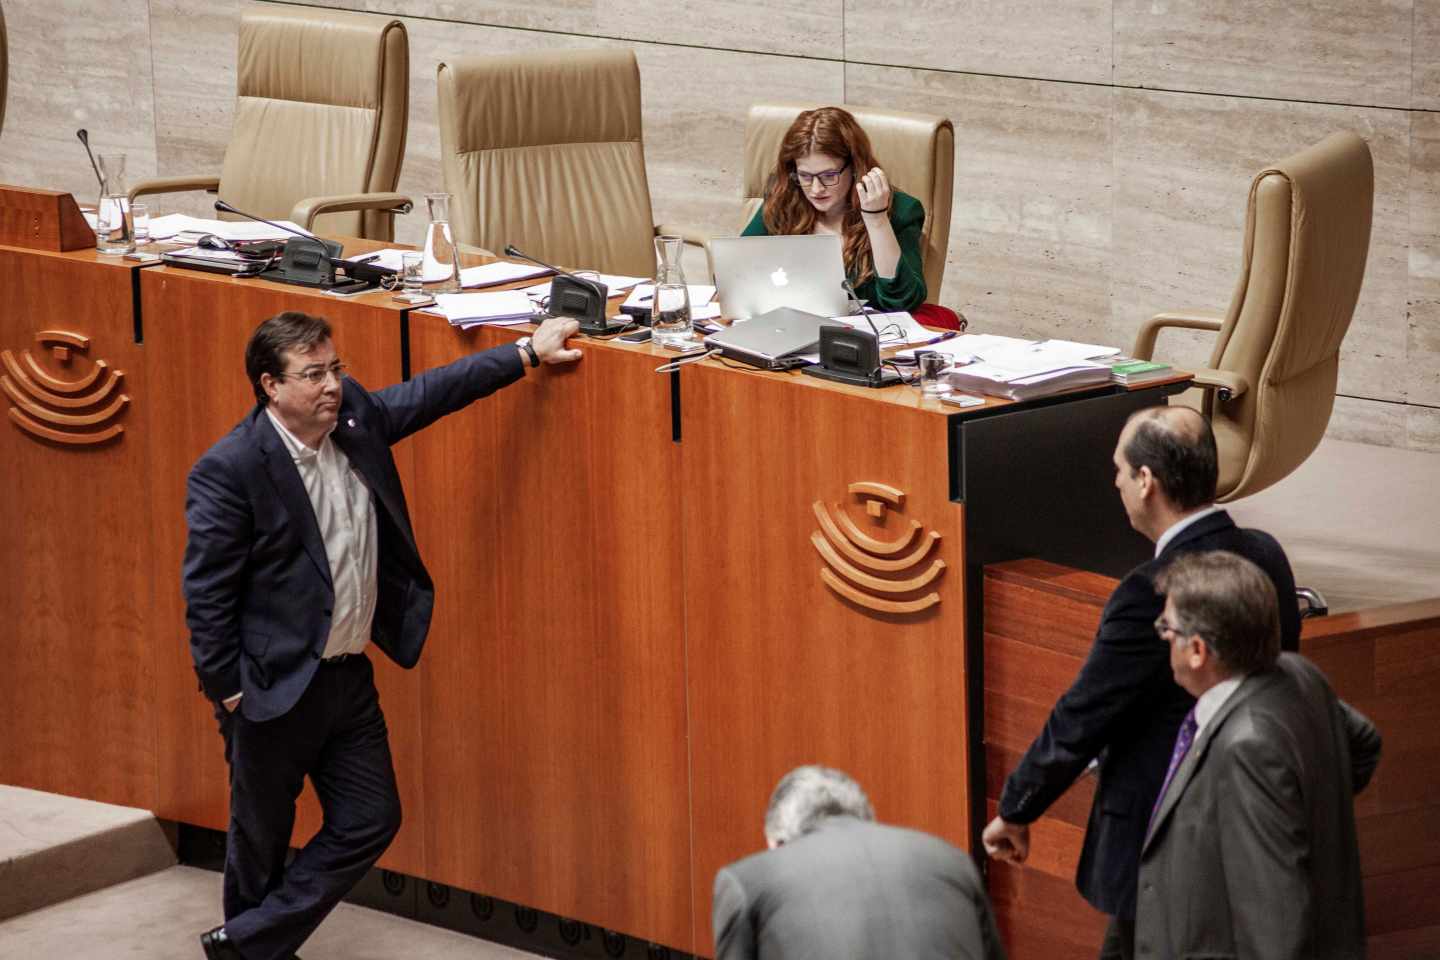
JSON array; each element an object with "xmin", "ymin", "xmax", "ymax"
[{"xmin": 214, "ymin": 654, "xmax": 401, "ymax": 960}]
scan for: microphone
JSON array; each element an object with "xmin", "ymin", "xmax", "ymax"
[
  {"xmin": 503, "ymin": 245, "xmax": 614, "ymax": 333},
  {"xmin": 214, "ymin": 200, "xmax": 330, "ymax": 247},
  {"xmin": 76, "ymin": 129, "xmax": 104, "ymax": 189},
  {"xmin": 842, "ymin": 278, "xmax": 883, "ymax": 340}
]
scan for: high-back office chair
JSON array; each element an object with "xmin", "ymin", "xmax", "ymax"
[
  {"xmin": 438, "ymin": 49, "xmax": 683, "ymax": 279},
  {"xmin": 742, "ymin": 103, "xmax": 956, "ymax": 305},
  {"xmin": 1132, "ymin": 131, "xmax": 1374, "ymax": 504},
  {"xmin": 129, "ymin": 7, "xmax": 411, "ymax": 240}
]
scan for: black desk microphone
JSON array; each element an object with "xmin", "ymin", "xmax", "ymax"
[
  {"xmin": 214, "ymin": 200, "xmax": 343, "ymax": 286},
  {"xmin": 503, "ymin": 245, "xmax": 617, "ymax": 333}
]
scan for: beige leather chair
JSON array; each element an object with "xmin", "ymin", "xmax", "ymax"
[
  {"xmin": 130, "ymin": 8, "xmax": 410, "ymax": 240},
  {"xmin": 1133, "ymin": 131, "xmax": 1374, "ymax": 502},
  {"xmin": 438, "ymin": 49, "xmax": 687, "ymax": 278},
  {"xmin": 741, "ymin": 103, "xmax": 955, "ymax": 301}
]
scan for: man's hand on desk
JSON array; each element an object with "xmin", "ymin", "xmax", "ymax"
[
  {"xmin": 981, "ymin": 816, "xmax": 1030, "ymax": 864},
  {"xmin": 530, "ymin": 316, "xmax": 584, "ymax": 366}
]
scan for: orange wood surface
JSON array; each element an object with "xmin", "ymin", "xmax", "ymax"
[
  {"xmin": 139, "ymin": 267, "xmax": 426, "ymax": 877},
  {"xmin": 0, "ymin": 246, "xmax": 157, "ymax": 809},
  {"xmin": 0, "ymin": 186, "xmax": 96, "ymax": 252},
  {"xmin": 403, "ymin": 317, "xmax": 693, "ymax": 948},
  {"xmin": 680, "ymin": 360, "xmax": 971, "ymax": 952},
  {"xmin": 982, "ymin": 558, "xmax": 1440, "ymax": 960}
]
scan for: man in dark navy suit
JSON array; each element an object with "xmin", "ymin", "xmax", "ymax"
[
  {"xmin": 980, "ymin": 405, "xmax": 1300, "ymax": 960},
  {"xmin": 183, "ymin": 309, "xmax": 580, "ymax": 960}
]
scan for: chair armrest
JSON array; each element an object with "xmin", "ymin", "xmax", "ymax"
[
  {"xmin": 290, "ymin": 192, "xmax": 414, "ymax": 230},
  {"xmin": 1188, "ymin": 366, "xmax": 1250, "ymax": 402},
  {"xmin": 656, "ymin": 223, "xmax": 713, "ymax": 278},
  {"xmin": 128, "ymin": 175, "xmax": 221, "ymax": 203},
  {"xmin": 1131, "ymin": 310, "xmax": 1224, "ymax": 360}
]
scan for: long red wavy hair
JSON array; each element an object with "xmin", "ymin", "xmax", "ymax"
[{"xmin": 762, "ymin": 107, "xmax": 885, "ymax": 287}]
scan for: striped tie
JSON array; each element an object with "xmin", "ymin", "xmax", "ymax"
[{"xmin": 1149, "ymin": 707, "xmax": 1199, "ymax": 832}]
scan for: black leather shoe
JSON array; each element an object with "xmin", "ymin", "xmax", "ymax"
[{"xmin": 199, "ymin": 926, "xmax": 245, "ymax": 960}]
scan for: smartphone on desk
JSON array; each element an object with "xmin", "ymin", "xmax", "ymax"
[{"xmin": 619, "ymin": 328, "xmax": 652, "ymax": 343}]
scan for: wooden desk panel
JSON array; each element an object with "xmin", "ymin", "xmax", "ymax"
[
  {"xmin": 680, "ymin": 362, "xmax": 971, "ymax": 952},
  {"xmin": 139, "ymin": 270, "xmax": 425, "ymax": 876},
  {"xmin": 405, "ymin": 320, "xmax": 692, "ymax": 948},
  {"xmin": 0, "ymin": 247, "xmax": 156, "ymax": 809}
]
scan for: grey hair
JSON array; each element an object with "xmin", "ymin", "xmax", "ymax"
[{"xmin": 763, "ymin": 765, "xmax": 875, "ymax": 846}]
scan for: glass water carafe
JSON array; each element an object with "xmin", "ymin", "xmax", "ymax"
[
  {"xmin": 422, "ymin": 193, "xmax": 464, "ymax": 294},
  {"xmin": 95, "ymin": 153, "xmax": 135, "ymax": 255},
  {"xmin": 651, "ymin": 235, "xmax": 693, "ymax": 347}
]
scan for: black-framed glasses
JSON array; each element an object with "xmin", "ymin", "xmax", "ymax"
[
  {"xmin": 1154, "ymin": 614, "xmax": 1187, "ymax": 642},
  {"xmin": 790, "ymin": 162, "xmax": 850, "ymax": 188},
  {"xmin": 276, "ymin": 362, "xmax": 348, "ymax": 386}
]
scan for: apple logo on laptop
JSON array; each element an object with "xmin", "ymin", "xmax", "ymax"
[{"xmin": 770, "ymin": 267, "xmax": 789, "ymax": 287}]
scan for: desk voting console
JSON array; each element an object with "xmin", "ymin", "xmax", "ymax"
[{"xmin": 1, "ymin": 190, "xmax": 1191, "ymax": 954}]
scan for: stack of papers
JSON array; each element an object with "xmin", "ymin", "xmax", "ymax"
[
  {"xmin": 934, "ymin": 336, "xmax": 1121, "ymax": 401},
  {"xmin": 520, "ymin": 273, "xmax": 648, "ymax": 300},
  {"xmin": 459, "ymin": 261, "xmax": 553, "ymax": 288},
  {"xmin": 621, "ymin": 284, "xmax": 717, "ymax": 311},
  {"xmin": 430, "ymin": 292, "xmax": 537, "ymax": 328},
  {"xmin": 147, "ymin": 214, "xmax": 310, "ymax": 242}
]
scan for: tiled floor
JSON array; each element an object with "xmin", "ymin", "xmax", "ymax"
[{"xmin": 0, "ymin": 865, "xmax": 544, "ymax": 960}]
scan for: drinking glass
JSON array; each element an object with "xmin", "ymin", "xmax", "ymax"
[
  {"xmin": 918, "ymin": 351, "xmax": 952, "ymax": 398},
  {"xmin": 131, "ymin": 203, "xmax": 151, "ymax": 243},
  {"xmin": 393, "ymin": 251, "xmax": 428, "ymax": 303}
]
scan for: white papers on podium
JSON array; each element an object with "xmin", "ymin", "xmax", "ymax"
[
  {"xmin": 520, "ymin": 273, "xmax": 648, "ymax": 301},
  {"xmin": 431, "ymin": 291, "xmax": 537, "ymax": 328},
  {"xmin": 621, "ymin": 283, "xmax": 717, "ymax": 311},
  {"xmin": 941, "ymin": 336, "xmax": 1120, "ymax": 400},
  {"xmin": 146, "ymin": 213, "xmax": 311, "ymax": 242},
  {"xmin": 459, "ymin": 261, "xmax": 554, "ymax": 289}
]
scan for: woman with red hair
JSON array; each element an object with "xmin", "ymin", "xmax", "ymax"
[{"xmin": 741, "ymin": 106, "xmax": 926, "ymax": 313}]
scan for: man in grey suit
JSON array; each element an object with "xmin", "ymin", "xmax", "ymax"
[
  {"xmin": 712, "ymin": 766, "xmax": 1005, "ymax": 960},
  {"xmin": 1139, "ymin": 551, "xmax": 1382, "ymax": 960}
]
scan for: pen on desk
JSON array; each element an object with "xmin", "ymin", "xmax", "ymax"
[
  {"xmin": 920, "ymin": 331, "xmax": 959, "ymax": 346},
  {"xmin": 353, "ymin": 253, "xmax": 383, "ymax": 264}
]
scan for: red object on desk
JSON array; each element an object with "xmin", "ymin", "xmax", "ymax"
[{"xmin": 914, "ymin": 303, "xmax": 964, "ymax": 331}]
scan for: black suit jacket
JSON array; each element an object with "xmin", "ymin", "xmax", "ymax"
[
  {"xmin": 183, "ymin": 346, "xmax": 523, "ymax": 722},
  {"xmin": 1137, "ymin": 654, "xmax": 1380, "ymax": 959},
  {"xmin": 713, "ymin": 817, "xmax": 1005, "ymax": 960},
  {"xmin": 997, "ymin": 509, "xmax": 1300, "ymax": 918}
]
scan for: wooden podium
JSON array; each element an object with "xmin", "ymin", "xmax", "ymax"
[
  {"xmin": 0, "ymin": 185, "xmax": 97, "ymax": 252},
  {"xmin": 0, "ymin": 234, "xmax": 1193, "ymax": 955}
]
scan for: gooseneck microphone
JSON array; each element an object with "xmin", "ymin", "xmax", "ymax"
[
  {"xmin": 842, "ymin": 278, "xmax": 883, "ymax": 340},
  {"xmin": 503, "ymin": 245, "xmax": 614, "ymax": 333},
  {"xmin": 76, "ymin": 129, "xmax": 104, "ymax": 188},
  {"xmin": 214, "ymin": 200, "xmax": 328, "ymax": 246},
  {"xmin": 214, "ymin": 199, "xmax": 343, "ymax": 286}
]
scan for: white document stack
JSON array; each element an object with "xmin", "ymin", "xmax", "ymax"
[
  {"xmin": 431, "ymin": 291, "xmax": 537, "ymax": 329},
  {"xmin": 937, "ymin": 335, "xmax": 1121, "ymax": 401}
]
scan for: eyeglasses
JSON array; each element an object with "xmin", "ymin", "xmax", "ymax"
[
  {"xmin": 1154, "ymin": 614, "xmax": 1189, "ymax": 643},
  {"xmin": 276, "ymin": 362, "xmax": 348, "ymax": 387},
  {"xmin": 790, "ymin": 162, "xmax": 850, "ymax": 188}
]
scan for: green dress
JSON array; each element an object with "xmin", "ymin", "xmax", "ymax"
[{"xmin": 740, "ymin": 189, "xmax": 928, "ymax": 312}]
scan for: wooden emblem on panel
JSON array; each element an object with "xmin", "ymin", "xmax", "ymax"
[
  {"xmin": 2, "ymin": 330, "xmax": 130, "ymax": 445},
  {"xmin": 811, "ymin": 482, "xmax": 944, "ymax": 614}
]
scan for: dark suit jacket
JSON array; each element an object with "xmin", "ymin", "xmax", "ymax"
[
  {"xmin": 183, "ymin": 346, "xmax": 523, "ymax": 722},
  {"xmin": 1137, "ymin": 654, "xmax": 1380, "ymax": 959},
  {"xmin": 712, "ymin": 816, "xmax": 1005, "ymax": 960},
  {"xmin": 998, "ymin": 509, "xmax": 1300, "ymax": 917}
]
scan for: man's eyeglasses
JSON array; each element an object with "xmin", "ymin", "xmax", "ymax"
[
  {"xmin": 790, "ymin": 162, "xmax": 850, "ymax": 188},
  {"xmin": 276, "ymin": 362, "xmax": 348, "ymax": 386},
  {"xmin": 1154, "ymin": 614, "xmax": 1188, "ymax": 642}
]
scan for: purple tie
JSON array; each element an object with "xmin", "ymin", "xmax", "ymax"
[{"xmin": 1149, "ymin": 708, "xmax": 1199, "ymax": 831}]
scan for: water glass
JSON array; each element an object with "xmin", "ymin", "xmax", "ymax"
[
  {"xmin": 131, "ymin": 203, "xmax": 150, "ymax": 243},
  {"xmin": 918, "ymin": 351, "xmax": 952, "ymax": 398},
  {"xmin": 394, "ymin": 251, "xmax": 428, "ymax": 303}
]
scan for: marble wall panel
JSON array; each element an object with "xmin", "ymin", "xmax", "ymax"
[
  {"xmin": 1327, "ymin": 394, "xmax": 1408, "ymax": 447},
  {"xmin": 844, "ymin": 63, "xmax": 1114, "ymax": 341},
  {"xmin": 1408, "ymin": 112, "xmax": 1440, "ymax": 409},
  {"xmin": 1414, "ymin": 0, "xmax": 1440, "ymax": 110},
  {"xmin": 147, "ymin": 0, "xmax": 242, "ymax": 221},
  {"xmin": 289, "ymin": 0, "xmax": 843, "ymax": 59},
  {"xmin": 1407, "ymin": 404, "xmax": 1440, "ymax": 451},
  {"xmin": 1113, "ymin": 0, "xmax": 1413, "ymax": 109},
  {"xmin": 843, "ymin": 0, "xmax": 1111, "ymax": 86},
  {"xmin": 0, "ymin": 0, "xmax": 158, "ymax": 208},
  {"xmin": 1111, "ymin": 89, "xmax": 1411, "ymax": 403}
]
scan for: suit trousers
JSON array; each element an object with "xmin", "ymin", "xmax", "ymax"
[{"xmin": 214, "ymin": 653, "xmax": 401, "ymax": 960}]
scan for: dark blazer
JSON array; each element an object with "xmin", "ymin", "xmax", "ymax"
[
  {"xmin": 713, "ymin": 816, "xmax": 1005, "ymax": 960},
  {"xmin": 1137, "ymin": 653, "xmax": 1380, "ymax": 959},
  {"xmin": 183, "ymin": 346, "xmax": 523, "ymax": 722},
  {"xmin": 998, "ymin": 509, "xmax": 1300, "ymax": 917}
]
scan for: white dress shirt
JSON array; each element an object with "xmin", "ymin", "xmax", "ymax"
[
  {"xmin": 1154, "ymin": 504, "xmax": 1221, "ymax": 557},
  {"xmin": 265, "ymin": 407, "xmax": 378, "ymax": 660},
  {"xmin": 1193, "ymin": 676, "xmax": 1243, "ymax": 736}
]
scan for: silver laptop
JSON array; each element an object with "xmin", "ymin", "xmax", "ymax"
[
  {"xmin": 710, "ymin": 235, "xmax": 851, "ymax": 320},
  {"xmin": 702, "ymin": 306, "xmax": 830, "ymax": 369}
]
